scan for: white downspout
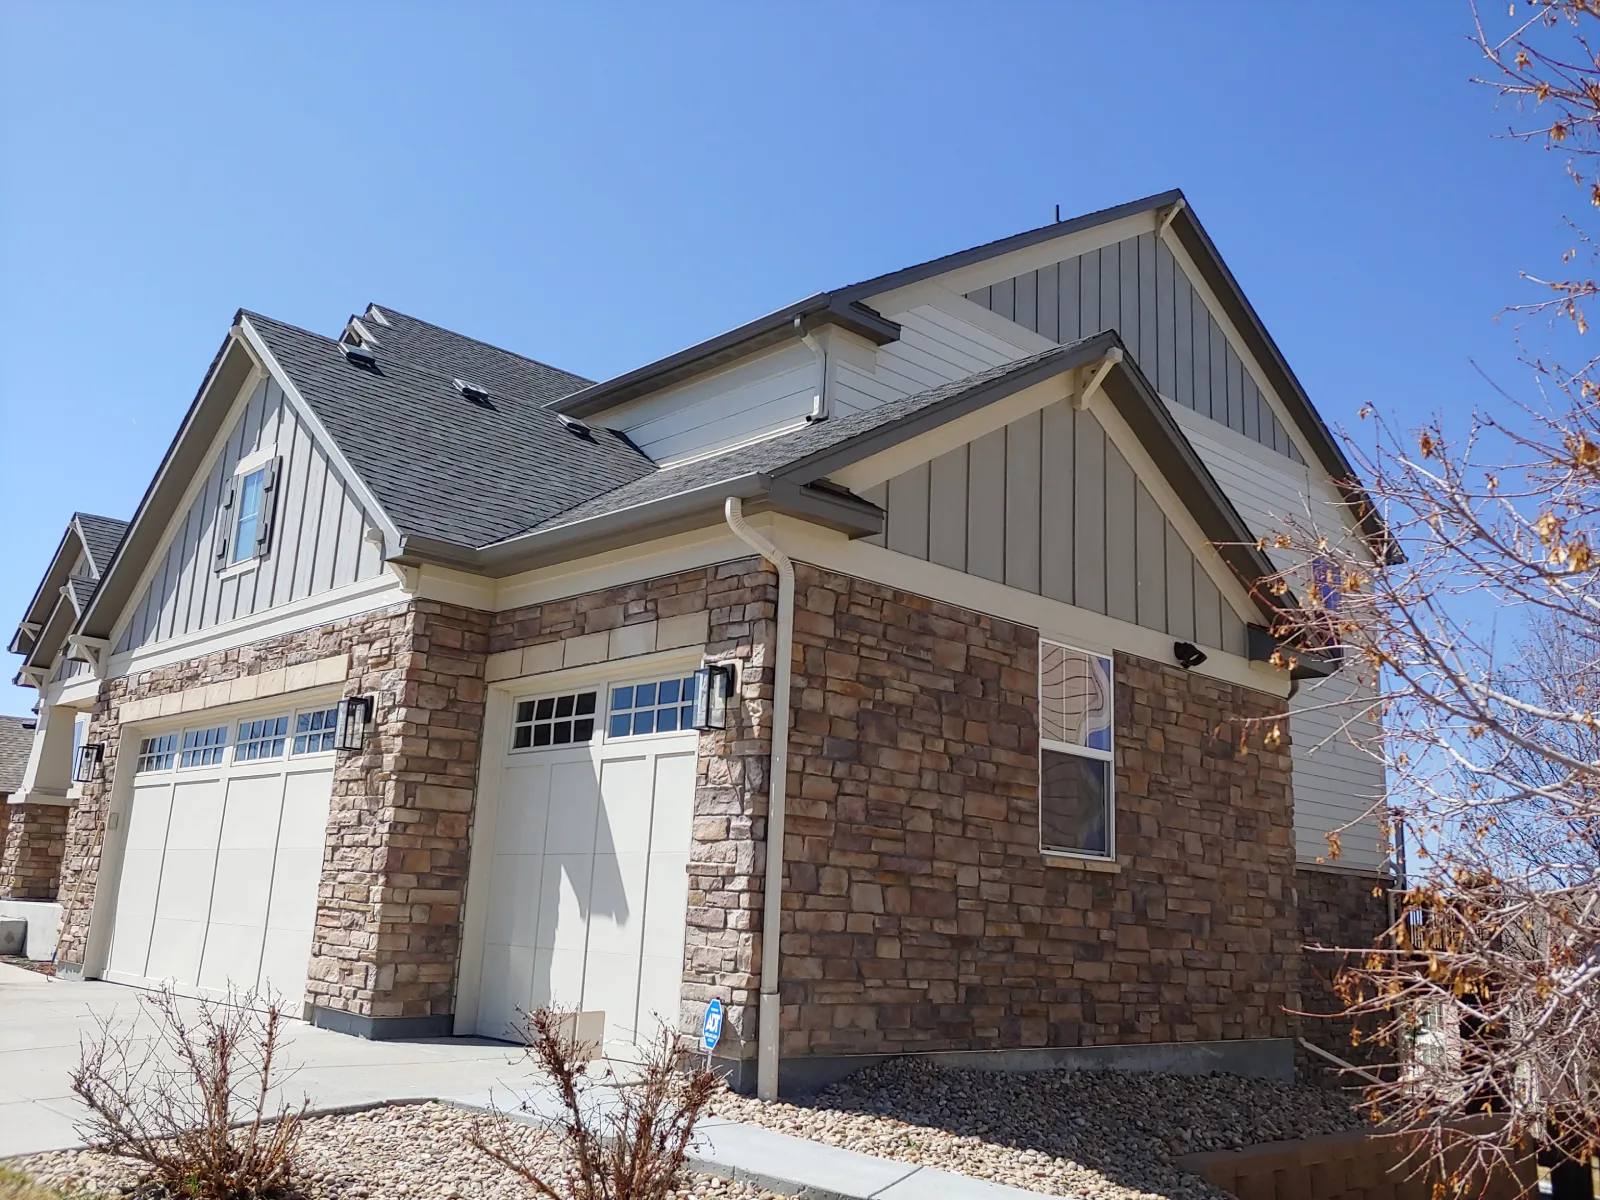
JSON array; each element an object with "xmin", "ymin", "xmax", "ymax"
[
  {"xmin": 795, "ymin": 316, "xmax": 828, "ymax": 422},
  {"xmin": 723, "ymin": 496, "xmax": 794, "ymax": 1100}
]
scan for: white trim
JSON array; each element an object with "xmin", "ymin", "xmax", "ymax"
[
  {"xmin": 217, "ymin": 557, "xmax": 259, "ymax": 582},
  {"xmin": 106, "ymin": 574, "xmax": 404, "ymax": 679},
  {"xmin": 232, "ymin": 444, "xmax": 278, "ymax": 477},
  {"xmin": 493, "ymin": 525, "xmax": 753, "ymax": 613},
  {"xmin": 1037, "ymin": 638, "xmax": 1116, "ymax": 863}
]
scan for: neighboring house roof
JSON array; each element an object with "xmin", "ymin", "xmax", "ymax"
[
  {"xmin": 0, "ymin": 715, "xmax": 36, "ymax": 795},
  {"xmin": 242, "ymin": 310, "xmax": 658, "ymax": 550},
  {"xmin": 354, "ymin": 305, "xmax": 594, "ymax": 403},
  {"xmin": 10, "ymin": 512, "xmax": 128, "ymax": 663}
]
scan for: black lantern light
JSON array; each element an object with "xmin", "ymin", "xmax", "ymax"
[
  {"xmin": 690, "ymin": 663, "xmax": 737, "ymax": 732},
  {"xmin": 335, "ymin": 695, "xmax": 374, "ymax": 752},
  {"xmin": 73, "ymin": 742, "xmax": 104, "ymax": 784}
]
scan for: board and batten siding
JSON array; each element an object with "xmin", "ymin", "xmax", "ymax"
[
  {"xmin": 964, "ymin": 231, "xmax": 1304, "ymax": 465},
  {"xmin": 1290, "ymin": 671, "xmax": 1388, "ymax": 872},
  {"xmin": 860, "ymin": 400, "xmax": 1250, "ymax": 658},
  {"xmin": 113, "ymin": 377, "xmax": 386, "ymax": 656}
]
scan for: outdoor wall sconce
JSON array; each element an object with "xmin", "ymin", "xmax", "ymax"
[
  {"xmin": 690, "ymin": 662, "xmax": 737, "ymax": 732},
  {"xmin": 1173, "ymin": 642, "xmax": 1208, "ymax": 670},
  {"xmin": 73, "ymin": 742, "xmax": 104, "ymax": 784},
  {"xmin": 335, "ymin": 695, "xmax": 375, "ymax": 752}
]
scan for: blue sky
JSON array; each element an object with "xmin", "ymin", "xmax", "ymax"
[{"xmin": 0, "ymin": 2, "xmax": 1575, "ymax": 713}]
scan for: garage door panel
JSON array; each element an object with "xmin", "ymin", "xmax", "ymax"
[
  {"xmin": 541, "ymin": 946, "xmax": 587, "ymax": 1010},
  {"xmin": 164, "ymin": 779, "xmax": 225, "ymax": 850},
  {"xmin": 197, "ymin": 921, "xmax": 266, "ymax": 993},
  {"xmin": 637, "ymin": 952, "xmax": 686, "ymax": 1036},
  {"xmin": 107, "ymin": 903, "xmax": 156, "ymax": 979},
  {"xmin": 278, "ymin": 770, "xmax": 332, "ymax": 849},
  {"xmin": 539, "ymin": 853, "xmax": 595, "ymax": 951},
  {"xmin": 586, "ymin": 851, "xmax": 648, "ymax": 957},
  {"xmin": 477, "ymin": 943, "xmax": 533, "ymax": 1040},
  {"xmin": 497, "ymin": 765, "xmax": 551, "ymax": 852},
  {"xmin": 583, "ymin": 950, "xmax": 642, "ymax": 1043},
  {"xmin": 258, "ymin": 925, "xmax": 315, "ymax": 1008},
  {"xmin": 598, "ymin": 756, "xmax": 653, "ymax": 853},
  {"xmin": 544, "ymin": 759, "xmax": 600, "ymax": 854},
  {"xmin": 146, "ymin": 917, "xmax": 207, "ymax": 985},
  {"xmin": 216, "ymin": 775, "xmax": 286, "ymax": 847},
  {"xmin": 154, "ymin": 848, "xmax": 221, "ymax": 918},
  {"xmin": 484, "ymin": 853, "xmax": 542, "ymax": 947},
  {"xmin": 649, "ymin": 753, "xmax": 696, "ymax": 845},
  {"xmin": 207, "ymin": 848, "xmax": 275, "ymax": 926},
  {"xmin": 642, "ymin": 850, "xmax": 690, "ymax": 946},
  {"xmin": 265, "ymin": 850, "xmax": 323, "ymax": 933},
  {"xmin": 124, "ymin": 783, "xmax": 176, "ymax": 849}
]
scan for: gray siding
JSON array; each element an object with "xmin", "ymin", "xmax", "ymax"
[
  {"xmin": 966, "ymin": 232, "xmax": 1304, "ymax": 463},
  {"xmin": 873, "ymin": 400, "xmax": 1250, "ymax": 657},
  {"xmin": 114, "ymin": 378, "xmax": 386, "ymax": 655}
]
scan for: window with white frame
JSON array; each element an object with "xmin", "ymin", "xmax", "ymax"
[
  {"xmin": 179, "ymin": 725, "xmax": 228, "ymax": 769},
  {"xmin": 607, "ymin": 674, "xmax": 697, "ymax": 739},
  {"xmin": 292, "ymin": 706, "xmax": 339, "ymax": 755},
  {"xmin": 236, "ymin": 714, "xmax": 289, "ymax": 762},
  {"xmin": 511, "ymin": 690, "xmax": 598, "ymax": 750},
  {"xmin": 215, "ymin": 454, "xmax": 279, "ymax": 569},
  {"xmin": 135, "ymin": 733, "xmax": 179, "ymax": 774},
  {"xmin": 1039, "ymin": 640, "xmax": 1115, "ymax": 858}
]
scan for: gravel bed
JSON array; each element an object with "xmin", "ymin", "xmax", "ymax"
[
  {"xmin": 15, "ymin": 1101, "xmax": 778, "ymax": 1200},
  {"xmin": 711, "ymin": 1058, "xmax": 1368, "ymax": 1200}
]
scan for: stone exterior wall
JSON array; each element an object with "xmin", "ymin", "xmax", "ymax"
[
  {"xmin": 488, "ymin": 556, "xmax": 776, "ymax": 1064},
  {"xmin": 1296, "ymin": 864, "xmax": 1393, "ymax": 1075},
  {"xmin": 778, "ymin": 563, "xmax": 1299, "ymax": 1058},
  {"xmin": 0, "ymin": 803, "xmax": 70, "ymax": 900},
  {"xmin": 55, "ymin": 599, "xmax": 491, "ymax": 1030}
]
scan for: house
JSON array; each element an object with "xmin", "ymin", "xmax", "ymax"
[{"xmin": 10, "ymin": 190, "xmax": 1391, "ymax": 1096}]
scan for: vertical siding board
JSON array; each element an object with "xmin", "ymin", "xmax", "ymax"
[
  {"xmin": 1098, "ymin": 243, "xmax": 1118, "ymax": 334},
  {"xmin": 290, "ymin": 436, "xmax": 331, "ymax": 601},
  {"xmin": 1164, "ymin": 520, "xmax": 1196, "ymax": 641},
  {"xmin": 312, "ymin": 479, "xmax": 346, "ymax": 595},
  {"xmin": 1014, "ymin": 269, "xmax": 1038, "ymax": 334},
  {"xmin": 1118, "ymin": 236, "xmax": 1140, "ymax": 352},
  {"xmin": 1242, "ymin": 376, "xmax": 1260, "ymax": 442},
  {"xmin": 167, "ymin": 506, "xmax": 200, "ymax": 641},
  {"xmin": 247, "ymin": 386, "xmax": 288, "ymax": 614},
  {"xmin": 966, "ymin": 427, "xmax": 1007, "ymax": 583},
  {"xmin": 1079, "ymin": 249, "xmax": 1100, "ymax": 334},
  {"xmin": 1155, "ymin": 240, "xmax": 1177, "ymax": 399},
  {"xmin": 861, "ymin": 484, "xmax": 887, "ymax": 548},
  {"xmin": 1209, "ymin": 318, "xmax": 1229, "ymax": 432},
  {"xmin": 1060, "ymin": 255, "xmax": 1081, "ymax": 340},
  {"xmin": 1037, "ymin": 261, "xmax": 1059, "ymax": 342},
  {"xmin": 1191, "ymin": 289, "xmax": 1213, "ymax": 420},
  {"xmin": 355, "ymin": 510, "xmax": 383, "ymax": 579},
  {"xmin": 1173, "ymin": 272, "xmax": 1194, "ymax": 409},
  {"xmin": 1134, "ymin": 481, "xmax": 1167, "ymax": 631},
  {"xmin": 927, "ymin": 445, "xmax": 968, "ymax": 569},
  {"xmin": 1193, "ymin": 569, "xmax": 1224, "ymax": 650},
  {"xmin": 331, "ymin": 471, "xmax": 368, "ymax": 588},
  {"xmin": 267, "ymin": 407, "xmax": 306, "ymax": 609},
  {"xmin": 1040, "ymin": 401, "xmax": 1074, "ymax": 603},
  {"xmin": 991, "ymin": 276, "xmax": 1016, "ymax": 323},
  {"xmin": 1104, "ymin": 438, "xmax": 1137, "ymax": 620},
  {"xmin": 886, "ymin": 462, "xmax": 932, "ymax": 560},
  {"xmin": 1004, "ymin": 412, "xmax": 1042, "ymax": 593},
  {"xmin": 1222, "ymin": 607, "xmax": 1249, "ymax": 658},
  {"xmin": 1073, "ymin": 410, "xmax": 1107, "ymax": 613},
  {"xmin": 1227, "ymin": 349, "xmax": 1244, "ymax": 435},
  {"xmin": 967, "ymin": 285, "xmax": 991, "ymax": 309},
  {"xmin": 1137, "ymin": 232, "xmax": 1158, "ymax": 375}
]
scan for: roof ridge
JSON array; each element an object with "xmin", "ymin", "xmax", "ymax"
[{"xmin": 365, "ymin": 303, "xmax": 591, "ymax": 384}]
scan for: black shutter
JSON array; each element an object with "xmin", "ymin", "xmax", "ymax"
[
  {"xmin": 214, "ymin": 478, "xmax": 236, "ymax": 569},
  {"xmin": 255, "ymin": 458, "xmax": 280, "ymax": 554}
]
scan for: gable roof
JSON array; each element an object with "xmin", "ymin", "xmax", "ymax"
[
  {"xmin": 10, "ymin": 512, "xmax": 127, "ymax": 660},
  {"xmin": 74, "ymin": 513, "xmax": 128, "ymax": 577},
  {"xmin": 242, "ymin": 310, "xmax": 657, "ymax": 550},
  {"xmin": 355, "ymin": 305, "xmax": 594, "ymax": 403},
  {"xmin": 0, "ymin": 715, "xmax": 35, "ymax": 795}
]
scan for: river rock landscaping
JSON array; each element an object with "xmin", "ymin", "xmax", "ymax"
[
  {"xmin": 710, "ymin": 1059, "xmax": 1369, "ymax": 1200},
  {"xmin": 14, "ymin": 1101, "xmax": 779, "ymax": 1200}
]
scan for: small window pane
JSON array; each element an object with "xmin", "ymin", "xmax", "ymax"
[
  {"xmin": 1040, "ymin": 643, "xmax": 1112, "ymax": 751},
  {"xmin": 535, "ymin": 697, "xmax": 554, "ymax": 720},
  {"xmin": 136, "ymin": 733, "xmax": 179, "ymax": 773},
  {"xmin": 236, "ymin": 715, "xmax": 289, "ymax": 762},
  {"xmin": 612, "ymin": 686, "xmax": 633, "ymax": 709},
  {"xmin": 609, "ymin": 713, "xmax": 631, "ymax": 738},
  {"xmin": 632, "ymin": 711, "xmax": 655, "ymax": 736},
  {"xmin": 512, "ymin": 726, "xmax": 532, "ymax": 750},
  {"xmin": 606, "ymin": 673, "xmax": 700, "ymax": 740},
  {"xmin": 179, "ymin": 725, "xmax": 228, "ymax": 769},
  {"xmin": 574, "ymin": 717, "xmax": 595, "ymax": 742},
  {"xmin": 657, "ymin": 708, "xmax": 679, "ymax": 733},
  {"xmin": 635, "ymin": 682, "xmax": 657, "ymax": 707},
  {"xmin": 554, "ymin": 694, "xmax": 575, "ymax": 718},
  {"xmin": 659, "ymin": 679, "xmax": 680, "ymax": 704},
  {"xmin": 575, "ymin": 693, "xmax": 596, "ymax": 716},
  {"xmin": 293, "ymin": 707, "xmax": 338, "ymax": 755},
  {"xmin": 533, "ymin": 724, "xmax": 552, "ymax": 747},
  {"xmin": 552, "ymin": 721, "xmax": 573, "ymax": 745},
  {"xmin": 516, "ymin": 701, "xmax": 535, "ymax": 723},
  {"xmin": 511, "ymin": 689, "xmax": 599, "ymax": 752},
  {"xmin": 1041, "ymin": 749, "xmax": 1110, "ymax": 856}
]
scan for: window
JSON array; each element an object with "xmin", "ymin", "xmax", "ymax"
[
  {"xmin": 607, "ymin": 674, "xmax": 697, "ymax": 739},
  {"xmin": 1039, "ymin": 640, "xmax": 1114, "ymax": 858},
  {"xmin": 236, "ymin": 714, "xmax": 289, "ymax": 762},
  {"xmin": 292, "ymin": 707, "xmax": 339, "ymax": 755},
  {"xmin": 216, "ymin": 455, "xmax": 278, "ymax": 570},
  {"xmin": 231, "ymin": 466, "xmax": 267, "ymax": 564},
  {"xmin": 512, "ymin": 690, "xmax": 597, "ymax": 750},
  {"xmin": 179, "ymin": 725, "xmax": 228, "ymax": 769},
  {"xmin": 135, "ymin": 733, "xmax": 179, "ymax": 774}
]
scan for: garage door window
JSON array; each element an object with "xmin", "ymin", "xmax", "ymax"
[
  {"xmin": 607, "ymin": 674, "xmax": 697, "ymax": 739},
  {"xmin": 236, "ymin": 715, "xmax": 290, "ymax": 762},
  {"xmin": 179, "ymin": 725, "xmax": 229, "ymax": 769},
  {"xmin": 292, "ymin": 706, "xmax": 339, "ymax": 755},
  {"xmin": 512, "ymin": 690, "xmax": 598, "ymax": 750},
  {"xmin": 135, "ymin": 733, "xmax": 179, "ymax": 774}
]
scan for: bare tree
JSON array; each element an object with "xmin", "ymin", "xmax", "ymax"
[{"xmin": 1254, "ymin": 2, "xmax": 1600, "ymax": 1184}]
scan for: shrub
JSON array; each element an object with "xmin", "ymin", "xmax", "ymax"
[
  {"xmin": 469, "ymin": 1008, "xmax": 719, "ymax": 1200},
  {"xmin": 70, "ymin": 986, "xmax": 305, "ymax": 1199}
]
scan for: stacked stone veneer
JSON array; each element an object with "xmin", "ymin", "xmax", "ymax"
[
  {"xmin": 0, "ymin": 803, "xmax": 70, "ymax": 900},
  {"xmin": 778, "ymin": 563, "xmax": 1300, "ymax": 1058},
  {"xmin": 487, "ymin": 556, "xmax": 777, "ymax": 1063},
  {"xmin": 55, "ymin": 599, "xmax": 490, "ymax": 1029},
  {"xmin": 1296, "ymin": 864, "xmax": 1393, "ymax": 1074}
]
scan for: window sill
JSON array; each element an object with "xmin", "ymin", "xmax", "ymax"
[
  {"xmin": 1042, "ymin": 852, "xmax": 1122, "ymax": 875},
  {"xmin": 218, "ymin": 558, "xmax": 260, "ymax": 581}
]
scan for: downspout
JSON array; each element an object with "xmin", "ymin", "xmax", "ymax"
[
  {"xmin": 795, "ymin": 316, "xmax": 828, "ymax": 422},
  {"xmin": 723, "ymin": 496, "xmax": 795, "ymax": 1100}
]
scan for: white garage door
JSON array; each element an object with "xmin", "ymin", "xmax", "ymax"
[
  {"xmin": 105, "ymin": 702, "xmax": 337, "ymax": 1011},
  {"xmin": 473, "ymin": 668, "xmax": 699, "ymax": 1054}
]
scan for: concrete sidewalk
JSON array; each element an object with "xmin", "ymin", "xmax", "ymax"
[{"xmin": 1, "ymin": 963, "xmax": 1053, "ymax": 1199}]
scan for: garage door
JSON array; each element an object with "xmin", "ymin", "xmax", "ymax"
[
  {"xmin": 104, "ymin": 702, "xmax": 337, "ymax": 1010},
  {"xmin": 472, "ymin": 667, "xmax": 699, "ymax": 1054}
]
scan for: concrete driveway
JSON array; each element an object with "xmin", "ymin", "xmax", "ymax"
[{"xmin": 0, "ymin": 962, "xmax": 535, "ymax": 1158}]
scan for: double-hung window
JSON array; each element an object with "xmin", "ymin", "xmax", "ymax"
[
  {"xmin": 231, "ymin": 467, "xmax": 267, "ymax": 564},
  {"xmin": 1038, "ymin": 640, "xmax": 1115, "ymax": 859},
  {"xmin": 216, "ymin": 451, "xmax": 279, "ymax": 570}
]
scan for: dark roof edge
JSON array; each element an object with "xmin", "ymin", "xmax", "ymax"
[
  {"xmin": 10, "ymin": 522, "xmax": 78, "ymax": 653},
  {"xmin": 552, "ymin": 297, "xmax": 901, "ymax": 420}
]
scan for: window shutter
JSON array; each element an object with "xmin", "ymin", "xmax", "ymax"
[
  {"xmin": 255, "ymin": 458, "xmax": 280, "ymax": 554},
  {"xmin": 214, "ymin": 478, "xmax": 236, "ymax": 569}
]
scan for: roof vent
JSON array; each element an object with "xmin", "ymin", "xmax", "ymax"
[
  {"xmin": 557, "ymin": 412, "xmax": 595, "ymax": 441},
  {"xmin": 455, "ymin": 378, "xmax": 491, "ymax": 406},
  {"xmin": 341, "ymin": 343, "xmax": 378, "ymax": 370}
]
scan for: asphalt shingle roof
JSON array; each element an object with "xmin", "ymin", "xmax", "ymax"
[
  {"xmin": 74, "ymin": 513, "xmax": 127, "ymax": 577},
  {"xmin": 363, "ymin": 306, "xmax": 593, "ymax": 404},
  {"xmin": 244, "ymin": 310, "xmax": 658, "ymax": 549},
  {"xmin": 0, "ymin": 715, "xmax": 36, "ymax": 795},
  {"xmin": 65, "ymin": 577, "xmax": 97, "ymax": 614},
  {"xmin": 526, "ymin": 342, "xmax": 1087, "ymax": 536}
]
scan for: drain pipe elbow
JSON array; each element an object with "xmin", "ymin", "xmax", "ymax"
[{"xmin": 723, "ymin": 496, "xmax": 795, "ymax": 1101}]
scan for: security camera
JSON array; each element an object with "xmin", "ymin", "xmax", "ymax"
[{"xmin": 1173, "ymin": 641, "xmax": 1207, "ymax": 669}]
